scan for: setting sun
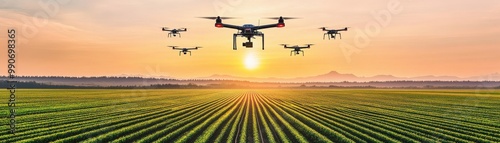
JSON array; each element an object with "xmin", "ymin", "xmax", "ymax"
[{"xmin": 244, "ymin": 52, "xmax": 259, "ymax": 70}]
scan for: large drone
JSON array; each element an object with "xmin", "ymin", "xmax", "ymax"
[
  {"xmin": 281, "ymin": 44, "xmax": 313, "ymax": 56},
  {"xmin": 200, "ymin": 16, "xmax": 295, "ymax": 50},
  {"xmin": 319, "ymin": 27, "xmax": 349, "ymax": 40},
  {"xmin": 162, "ymin": 27, "xmax": 187, "ymax": 37},
  {"xmin": 169, "ymin": 46, "xmax": 201, "ymax": 56}
]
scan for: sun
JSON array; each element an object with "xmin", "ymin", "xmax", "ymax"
[{"xmin": 244, "ymin": 53, "xmax": 259, "ymax": 70}]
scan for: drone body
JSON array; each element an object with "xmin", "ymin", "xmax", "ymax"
[
  {"xmin": 162, "ymin": 27, "xmax": 187, "ymax": 37},
  {"xmin": 201, "ymin": 16, "xmax": 294, "ymax": 50},
  {"xmin": 169, "ymin": 46, "xmax": 201, "ymax": 56},
  {"xmin": 282, "ymin": 44, "xmax": 313, "ymax": 56},
  {"xmin": 320, "ymin": 27, "xmax": 348, "ymax": 40}
]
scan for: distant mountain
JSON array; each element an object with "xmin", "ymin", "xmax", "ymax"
[
  {"xmin": 3, "ymin": 72, "xmax": 499, "ymax": 87},
  {"xmin": 3, "ymin": 72, "xmax": 500, "ymax": 88},
  {"xmin": 410, "ymin": 75, "xmax": 462, "ymax": 81},
  {"xmin": 468, "ymin": 73, "xmax": 500, "ymax": 81},
  {"xmin": 199, "ymin": 71, "xmax": 500, "ymax": 82}
]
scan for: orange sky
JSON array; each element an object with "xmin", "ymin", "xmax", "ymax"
[{"xmin": 1, "ymin": 0, "xmax": 499, "ymax": 79}]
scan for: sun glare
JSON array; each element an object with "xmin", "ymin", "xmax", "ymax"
[{"xmin": 244, "ymin": 53, "xmax": 259, "ymax": 70}]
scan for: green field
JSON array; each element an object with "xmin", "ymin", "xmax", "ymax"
[{"xmin": 1, "ymin": 89, "xmax": 499, "ymax": 143}]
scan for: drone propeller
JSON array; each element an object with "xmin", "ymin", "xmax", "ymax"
[
  {"xmin": 195, "ymin": 47, "xmax": 202, "ymax": 49},
  {"xmin": 305, "ymin": 44, "xmax": 314, "ymax": 46},
  {"xmin": 320, "ymin": 27, "xmax": 350, "ymax": 30},
  {"xmin": 199, "ymin": 16, "xmax": 237, "ymax": 20},
  {"xmin": 266, "ymin": 16, "xmax": 299, "ymax": 20},
  {"xmin": 280, "ymin": 44, "xmax": 288, "ymax": 46},
  {"xmin": 162, "ymin": 27, "xmax": 169, "ymax": 30}
]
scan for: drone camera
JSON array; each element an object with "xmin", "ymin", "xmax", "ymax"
[{"xmin": 243, "ymin": 42, "xmax": 253, "ymax": 48}]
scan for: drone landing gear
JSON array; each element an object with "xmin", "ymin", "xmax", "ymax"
[
  {"xmin": 168, "ymin": 33, "xmax": 180, "ymax": 38},
  {"xmin": 233, "ymin": 33, "xmax": 265, "ymax": 50},
  {"xmin": 291, "ymin": 50, "xmax": 304, "ymax": 56},
  {"xmin": 332, "ymin": 33, "xmax": 341, "ymax": 39},
  {"xmin": 179, "ymin": 51, "xmax": 191, "ymax": 56},
  {"xmin": 323, "ymin": 33, "xmax": 342, "ymax": 40}
]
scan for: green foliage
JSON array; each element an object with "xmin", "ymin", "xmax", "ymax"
[{"xmin": 1, "ymin": 89, "xmax": 499, "ymax": 142}]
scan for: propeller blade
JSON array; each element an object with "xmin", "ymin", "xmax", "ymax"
[
  {"xmin": 198, "ymin": 17, "xmax": 216, "ymax": 19},
  {"xmin": 318, "ymin": 27, "xmax": 327, "ymax": 29},
  {"xmin": 266, "ymin": 17, "xmax": 299, "ymax": 20},
  {"xmin": 199, "ymin": 16, "xmax": 237, "ymax": 20}
]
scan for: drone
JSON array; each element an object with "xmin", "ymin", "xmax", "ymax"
[
  {"xmin": 200, "ymin": 16, "xmax": 295, "ymax": 50},
  {"xmin": 319, "ymin": 27, "xmax": 349, "ymax": 40},
  {"xmin": 169, "ymin": 46, "xmax": 201, "ymax": 56},
  {"xmin": 281, "ymin": 44, "xmax": 313, "ymax": 56},
  {"xmin": 162, "ymin": 27, "xmax": 187, "ymax": 37}
]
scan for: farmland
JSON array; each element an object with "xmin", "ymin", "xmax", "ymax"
[{"xmin": 1, "ymin": 89, "xmax": 499, "ymax": 142}]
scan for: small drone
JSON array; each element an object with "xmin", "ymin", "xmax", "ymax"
[
  {"xmin": 200, "ymin": 16, "xmax": 295, "ymax": 50},
  {"xmin": 281, "ymin": 44, "xmax": 313, "ymax": 56},
  {"xmin": 319, "ymin": 27, "xmax": 349, "ymax": 40},
  {"xmin": 162, "ymin": 27, "xmax": 187, "ymax": 37},
  {"xmin": 169, "ymin": 46, "xmax": 201, "ymax": 56}
]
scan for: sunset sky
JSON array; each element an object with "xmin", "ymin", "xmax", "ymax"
[{"xmin": 1, "ymin": 0, "xmax": 499, "ymax": 79}]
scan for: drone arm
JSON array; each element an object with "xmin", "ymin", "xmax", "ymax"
[
  {"xmin": 254, "ymin": 23, "xmax": 279, "ymax": 30},
  {"xmin": 221, "ymin": 23, "xmax": 244, "ymax": 30}
]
